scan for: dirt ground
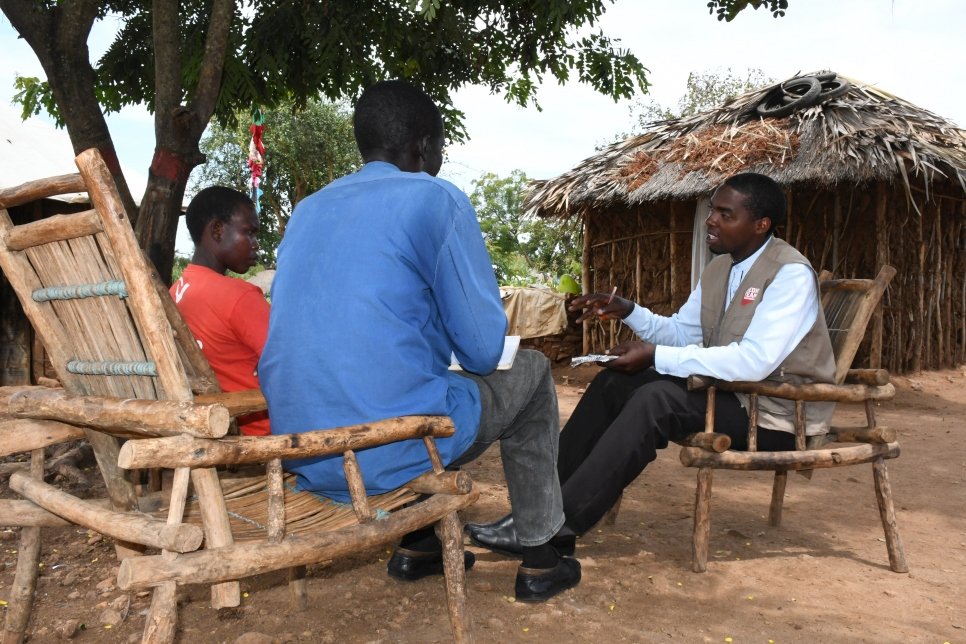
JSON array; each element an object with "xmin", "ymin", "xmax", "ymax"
[{"xmin": 1, "ymin": 365, "xmax": 964, "ymax": 643}]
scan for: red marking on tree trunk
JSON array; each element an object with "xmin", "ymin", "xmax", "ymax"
[{"xmin": 150, "ymin": 148, "xmax": 191, "ymax": 183}]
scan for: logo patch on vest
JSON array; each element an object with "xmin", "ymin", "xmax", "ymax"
[{"xmin": 741, "ymin": 287, "xmax": 760, "ymax": 305}]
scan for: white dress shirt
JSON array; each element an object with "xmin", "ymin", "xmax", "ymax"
[{"xmin": 622, "ymin": 237, "xmax": 819, "ymax": 382}]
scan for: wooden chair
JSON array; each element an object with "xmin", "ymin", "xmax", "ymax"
[
  {"xmin": 0, "ymin": 148, "xmax": 477, "ymax": 643},
  {"xmin": 679, "ymin": 265, "xmax": 907, "ymax": 574}
]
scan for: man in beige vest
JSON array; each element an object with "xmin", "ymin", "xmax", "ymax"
[{"xmin": 467, "ymin": 172, "xmax": 836, "ymax": 554}]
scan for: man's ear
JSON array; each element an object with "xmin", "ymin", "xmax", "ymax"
[
  {"xmin": 755, "ymin": 216, "xmax": 772, "ymax": 235},
  {"xmin": 208, "ymin": 219, "xmax": 224, "ymax": 243}
]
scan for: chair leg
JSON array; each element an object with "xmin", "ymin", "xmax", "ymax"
[
  {"xmin": 141, "ymin": 582, "xmax": 178, "ymax": 643},
  {"xmin": 436, "ymin": 511, "xmax": 471, "ymax": 643},
  {"xmin": 190, "ymin": 468, "xmax": 241, "ymax": 608},
  {"xmin": 2, "ymin": 526, "xmax": 41, "ymax": 644},
  {"xmin": 769, "ymin": 470, "xmax": 788, "ymax": 527},
  {"xmin": 289, "ymin": 565, "xmax": 308, "ymax": 611},
  {"xmin": 872, "ymin": 457, "xmax": 908, "ymax": 573},
  {"xmin": 602, "ymin": 493, "xmax": 622, "ymax": 526},
  {"xmin": 691, "ymin": 467, "xmax": 713, "ymax": 573}
]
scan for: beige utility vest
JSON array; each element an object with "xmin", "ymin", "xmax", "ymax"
[{"xmin": 699, "ymin": 237, "xmax": 836, "ymax": 436}]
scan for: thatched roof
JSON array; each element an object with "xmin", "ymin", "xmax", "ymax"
[{"xmin": 525, "ymin": 71, "xmax": 966, "ymax": 218}]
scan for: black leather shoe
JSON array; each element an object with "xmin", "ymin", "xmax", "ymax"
[
  {"xmin": 466, "ymin": 514, "xmax": 577, "ymax": 557},
  {"xmin": 515, "ymin": 557, "xmax": 581, "ymax": 603},
  {"xmin": 387, "ymin": 547, "xmax": 475, "ymax": 582}
]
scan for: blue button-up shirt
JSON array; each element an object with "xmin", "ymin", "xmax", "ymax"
[{"xmin": 259, "ymin": 162, "xmax": 507, "ymax": 501}]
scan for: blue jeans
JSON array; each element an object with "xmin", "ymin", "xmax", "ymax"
[{"xmin": 451, "ymin": 350, "xmax": 565, "ymax": 547}]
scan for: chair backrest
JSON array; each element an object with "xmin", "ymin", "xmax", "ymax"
[
  {"xmin": 819, "ymin": 265, "xmax": 897, "ymax": 384},
  {"xmin": 0, "ymin": 149, "xmax": 217, "ymax": 403}
]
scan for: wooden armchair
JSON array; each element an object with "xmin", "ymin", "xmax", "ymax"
[
  {"xmin": 0, "ymin": 149, "xmax": 477, "ymax": 643},
  {"xmin": 679, "ymin": 265, "xmax": 907, "ymax": 574}
]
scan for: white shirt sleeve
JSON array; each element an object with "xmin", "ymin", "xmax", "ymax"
[
  {"xmin": 623, "ymin": 283, "xmax": 704, "ymax": 347},
  {"xmin": 648, "ymin": 263, "xmax": 819, "ymax": 381}
]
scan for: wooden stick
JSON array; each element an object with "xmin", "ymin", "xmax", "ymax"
[
  {"xmin": 188, "ymin": 467, "xmax": 240, "ymax": 609},
  {"xmin": 343, "ymin": 451, "xmax": 373, "ymax": 523},
  {"xmin": 193, "ymin": 389, "xmax": 267, "ymax": 416},
  {"xmin": 0, "ymin": 419, "xmax": 85, "ymax": 457},
  {"xmin": 0, "ymin": 494, "xmax": 165, "ymax": 527},
  {"xmin": 2, "ymin": 450, "xmax": 44, "ymax": 644},
  {"xmin": 691, "ymin": 467, "xmax": 713, "ymax": 573},
  {"xmin": 680, "ymin": 442, "xmax": 900, "ymax": 470},
  {"xmin": 872, "ymin": 457, "xmax": 909, "ymax": 573},
  {"xmin": 703, "ymin": 386, "xmax": 716, "ymax": 434},
  {"xmin": 267, "ymin": 459, "xmax": 286, "ymax": 543},
  {"xmin": 844, "ymin": 369, "xmax": 890, "ymax": 386},
  {"xmin": 407, "ymin": 470, "xmax": 473, "ymax": 495},
  {"xmin": 747, "ymin": 394, "xmax": 759, "ymax": 452},
  {"xmin": 8, "ymin": 471, "xmax": 202, "ymax": 553},
  {"xmin": 4, "ymin": 209, "xmax": 103, "ymax": 251},
  {"xmin": 678, "ymin": 432, "xmax": 731, "ymax": 453},
  {"xmin": 118, "ymin": 416, "xmax": 455, "ymax": 469},
  {"xmin": 829, "ymin": 426, "xmax": 896, "ymax": 444},
  {"xmin": 0, "ymin": 173, "xmax": 86, "ymax": 208},
  {"xmin": 769, "ymin": 471, "xmax": 788, "ymax": 527},
  {"xmin": 143, "ymin": 467, "xmax": 192, "ymax": 643},
  {"xmin": 7, "ymin": 387, "xmax": 229, "ymax": 438},
  {"xmin": 794, "ymin": 401, "xmax": 806, "ymax": 451},
  {"xmin": 437, "ymin": 510, "xmax": 471, "ymax": 642},
  {"xmin": 117, "ymin": 488, "xmax": 479, "ymax": 591},
  {"xmin": 712, "ymin": 381, "xmax": 895, "ymax": 403}
]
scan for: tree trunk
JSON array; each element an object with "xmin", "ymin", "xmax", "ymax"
[{"xmin": 0, "ymin": 0, "xmax": 139, "ymax": 224}]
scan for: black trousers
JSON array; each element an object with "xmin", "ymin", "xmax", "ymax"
[{"xmin": 558, "ymin": 368, "xmax": 795, "ymax": 534}]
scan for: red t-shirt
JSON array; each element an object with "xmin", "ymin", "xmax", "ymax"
[{"xmin": 170, "ymin": 264, "xmax": 271, "ymax": 435}]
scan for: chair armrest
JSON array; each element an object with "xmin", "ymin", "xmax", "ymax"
[
  {"xmin": 193, "ymin": 389, "xmax": 267, "ymax": 416},
  {"xmin": 844, "ymin": 369, "xmax": 890, "ymax": 386},
  {"xmin": 118, "ymin": 415, "xmax": 455, "ymax": 469},
  {"xmin": 686, "ymin": 376, "xmax": 894, "ymax": 403}
]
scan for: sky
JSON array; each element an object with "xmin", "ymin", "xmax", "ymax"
[{"xmin": 2, "ymin": 1, "xmax": 964, "ymax": 252}]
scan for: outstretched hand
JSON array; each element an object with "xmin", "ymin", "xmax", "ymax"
[
  {"xmin": 602, "ymin": 340, "xmax": 655, "ymax": 374},
  {"xmin": 569, "ymin": 292, "xmax": 634, "ymax": 323}
]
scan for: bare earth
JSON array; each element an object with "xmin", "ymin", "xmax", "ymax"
[{"xmin": 1, "ymin": 366, "xmax": 964, "ymax": 643}]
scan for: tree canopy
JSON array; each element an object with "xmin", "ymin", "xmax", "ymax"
[
  {"xmin": 2, "ymin": 0, "xmax": 785, "ymax": 282},
  {"xmin": 192, "ymin": 99, "xmax": 361, "ymax": 266},
  {"xmin": 470, "ymin": 171, "xmax": 581, "ymax": 286}
]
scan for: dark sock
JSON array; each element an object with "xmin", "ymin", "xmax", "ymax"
[
  {"xmin": 522, "ymin": 543, "xmax": 560, "ymax": 569},
  {"xmin": 399, "ymin": 527, "xmax": 440, "ymax": 553}
]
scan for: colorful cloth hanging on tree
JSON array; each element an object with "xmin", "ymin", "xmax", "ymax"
[{"xmin": 248, "ymin": 108, "xmax": 266, "ymax": 214}]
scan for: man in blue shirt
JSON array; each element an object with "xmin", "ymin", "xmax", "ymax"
[{"xmin": 259, "ymin": 80, "xmax": 580, "ymax": 602}]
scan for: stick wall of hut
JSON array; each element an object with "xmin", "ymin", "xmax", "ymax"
[{"xmin": 580, "ymin": 182, "xmax": 964, "ymax": 373}]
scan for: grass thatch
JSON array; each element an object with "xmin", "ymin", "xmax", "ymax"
[{"xmin": 526, "ymin": 71, "xmax": 966, "ymax": 218}]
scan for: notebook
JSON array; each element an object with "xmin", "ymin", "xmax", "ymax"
[{"xmin": 449, "ymin": 335, "xmax": 521, "ymax": 371}]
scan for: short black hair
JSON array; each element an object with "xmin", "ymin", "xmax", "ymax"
[
  {"xmin": 353, "ymin": 80, "xmax": 444, "ymax": 160},
  {"xmin": 185, "ymin": 186, "xmax": 254, "ymax": 243},
  {"xmin": 722, "ymin": 172, "xmax": 787, "ymax": 232}
]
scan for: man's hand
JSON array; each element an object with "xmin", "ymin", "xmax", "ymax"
[
  {"xmin": 603, "ymin": 340, "xmax": 656, "ymax": 374},
  {"xmin": 570, "ymin": 292, "xmax": 634, "ymax": 323}
]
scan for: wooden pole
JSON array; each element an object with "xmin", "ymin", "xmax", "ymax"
[
  {"xmin": 711, "ymin": 381, "xmax": 895, "ymax": 403},
  {"xmin": 872, "ymin": 457, "xmax": 908, "ymax": 573},
  {"xmin": 6, "ymin": 388, "xmax": 229, "ymax": 438},
  {"xmin": 8, "ymin": 471, "xmax": 202, "ymax": 552},
  {"xmin": 1, "ymin": 449, "xmax": 43, "ymax": 644},
  {"xmin": 189, "ymin": 467, "xmax": 241, "ymax": 609},
  {"xmin": 118, "ymin": 416, "xmax": 455, "ymax": 469},
  {"xmin": 142, "ymin": 467, "xmax": 191, "ymax": 643},
  {"xmin": 872, "ymin": 183, "xmax": 888, "ymax": 369},
  {"xmin": 0, "ymin": 173, "xmax": 86, "ymax": 208},
  {"xmin": 0, "ymin": 419, "xmax": 85, "ymax": 457},
  {"xmin": 581, "ymin": 212, "xmax": 591, "ymax": 355},
  {"xmin": 4, "ymin": 210, "xmax": 103, "ymax": 251},
  {"xmin": 117, "ymin": 490, "xmax": 479, "ymax": 591},
  {"xmin": 679, "ymin": 442, "xmax": 899, "ymax": 470},
  {"xmin": 768, "ymin": 471, "xmax": 788, "ymax": 527},
  {"xmin": 691, "ymin": 467, "xmax": 713, "ymax": 573}
]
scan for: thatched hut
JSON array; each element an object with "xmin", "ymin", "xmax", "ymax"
[{"xmin": 525, "ymin": 71, "xmax": 966, "ymax": 374}]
